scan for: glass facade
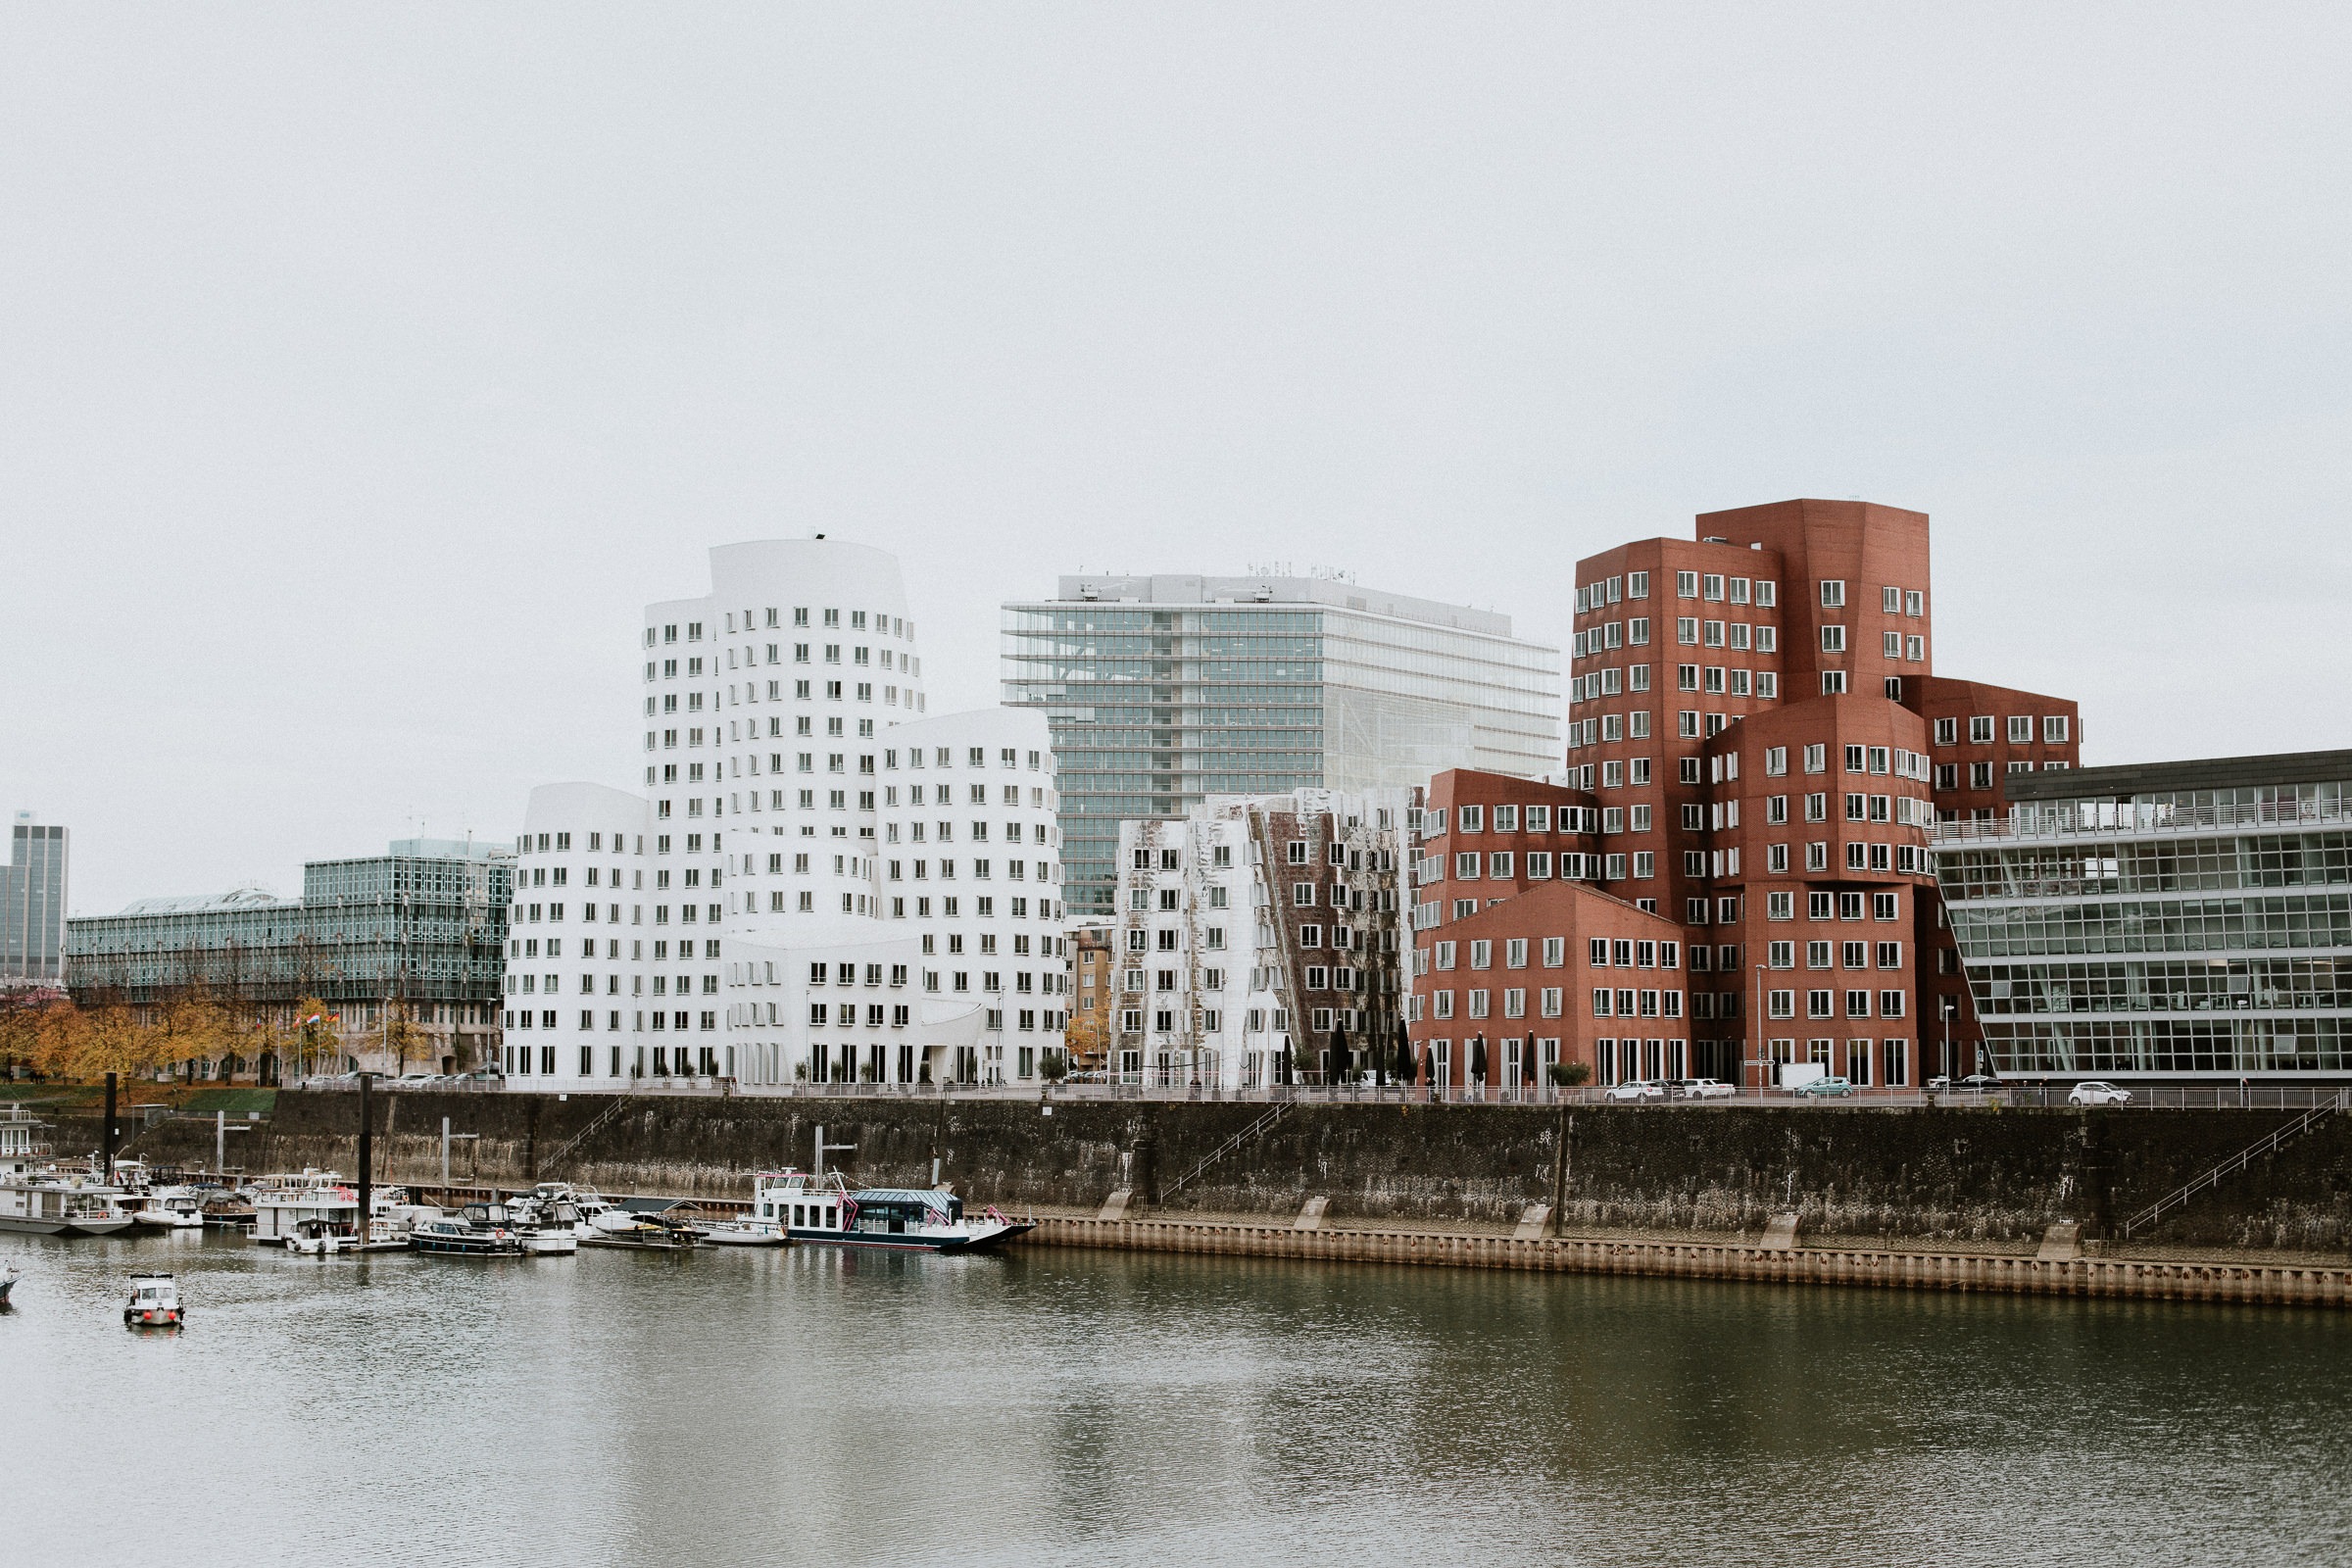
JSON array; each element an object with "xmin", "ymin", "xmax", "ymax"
[
  {"xmin": 1933, "ymin": 761, "xmax": 2352, "ymax": 1077},
  {"xmin": 66, "ymin": 839, "xmax": 513, "ymax": 1017},
  {"xmin": 1004, "ymin": 579, "xmax": 1558, "ymax": 918},
  {"xmin": 2, "ymin": 817, "xmax": 69, "ymax": 985}
]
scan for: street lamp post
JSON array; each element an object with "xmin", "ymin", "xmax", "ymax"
[{"xmin": 1752, "ymin": 963, "xmax": 1769, "ymax": 1096}]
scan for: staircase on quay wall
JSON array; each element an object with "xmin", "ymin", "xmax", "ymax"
[{"xmin": 2119, "ymin": 1090, "xmax": 2352, "ymax": 1241}]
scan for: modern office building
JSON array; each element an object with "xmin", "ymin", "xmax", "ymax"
[
  {"xmin": 1517, "ymin": 498, "xmax": 2083, "ymax": 1090},
  {"xmin": 1933, "ymin": 749, "xmax": 2352, "ymax": 1080},
  {"xmin": 65, "ymin": 837, "xmax": 511, "ymax": 1076},
  {"xmin": 2, "ymin": 812, "xmax": 69, "ymax": 988},
  {"xmin": 510, "ymin": 537, "xmax": 1068, "ymax": 1091},
  {"xmin": 1108, "ymin": 787, "xmax": 1409, "ymax": 1088},
  {"xmin": 1004, "ymin": 573, "xmax": 1560, "ymax": 922}
]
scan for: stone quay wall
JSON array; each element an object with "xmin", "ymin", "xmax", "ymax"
[{"xmin": 89, "ymin": 1089, "xmax": 2352, "ymax": 1254}]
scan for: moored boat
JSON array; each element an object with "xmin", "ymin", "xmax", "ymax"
[
  {"xmin": 0, "ymin": 1107, "xmax": 137, "ymax": 1237},
  {"xmin": 694, "ymin": 1217, "xmax": 788, "ymax": 1247},
  {"xmin": 752, "ymin": 1170, "xmax": 1033, "ymax": 1253},
  {"xmin": 251, "ymin": 1174, "xmax": 361, "ymax": 1250},
  {"xmin": 133, "ymin": 1188, "xmax": 210, "ymax": 1229},
  {"xmin": 410, "ymin": 1201, "xmax": 525, "ymax": 1256}
]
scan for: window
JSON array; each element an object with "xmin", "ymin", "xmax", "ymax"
[
  {"xmin": 1820, "ymin": 671, "xmax": 1847, "ymax": 695},
  {"xmin": 1766, "ymin": 891, "xmax": 1792, "ymax": 920},
  {"xmin": 1883, "ymin": 631, "xmax": 1902, "ymax": 659},
  {"xmin": 1819, "ymin": 580, "xmax": 1844, "ymax": 608},
  {"xmin": 1882, "ymin": 585, "xmax": 1902, "ymax": 613},
  {"xmin": 1820, "ymin": 624, "xmax": 1846, "ymax": 653},
  {"xmin": 1970, "ymin": 715, "xmax": 1994, "ymax": 745},
  {"xmin": 1807, "ymin": 990, "xmax": 1834, "ymax": 1018},
  {"xmin": 2044, "ymin": 715, "xmax": 2070, "ymax": 743},
  {"xmin": 1677, "ymin": 570, "xmax": 1697, "ymax": 598},
  {"xmin": 1768, "ymin": 942, "xmax": 1793, "ymax": 968},
  {"xmin": 2008, "ymin": 715, "xmax": 2034, "ymax": 744},
  {"xmin": 1677, "ymin": 617, "xmax": 1698, "ymax": 645}
]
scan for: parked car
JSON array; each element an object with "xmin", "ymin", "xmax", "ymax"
[
  {"xmin": 1792, "ymin": 1076, "xmax": 1855, "ymax": 1098},
  {"xmin": 1957, "ymin": 1074, "xmax": 2002, "ymax": 1092},
  {"xmin": 1926, "ymin": 1075, "xmax": 1952, "ymax": 1091},
  {"xmin": 2068, "ymin": 1080, "xmax": 2132, "ymax": 1106},
  {"xmin": 1671, "ymin": 1078, "xmax": 1736, "ymax": 1101},
  {"xmin": 1603, "ymin": 1080, "xmax": 1666, "ymax": 1102}
]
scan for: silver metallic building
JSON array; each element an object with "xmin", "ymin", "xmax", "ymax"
[
  {"xmin": 1932, "ymin": 750, "xmax": 2352, "ymax": 1079},
  {"xmin": 1004, "ymin": 574, "xmax": 1559, "ymax": 919}
]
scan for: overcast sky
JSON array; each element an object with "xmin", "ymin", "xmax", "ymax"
[{"xmin": 4, "ymin": 6, "xmax": 2347, "ymax": 915}]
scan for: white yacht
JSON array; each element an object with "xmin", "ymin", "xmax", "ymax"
[{"xmin": 133, "ymin": 1187, "xmax": 210, "ymax": 1230}]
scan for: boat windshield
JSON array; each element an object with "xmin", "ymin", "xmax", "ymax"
[{"xmin": 848, "ymin": 1190, "xmax": 961, "ymax": 1224}]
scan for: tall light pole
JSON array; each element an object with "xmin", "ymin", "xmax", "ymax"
[{"xmin": 1752, "ymin": 962, "xmax": 1768, "ymax": 1095}]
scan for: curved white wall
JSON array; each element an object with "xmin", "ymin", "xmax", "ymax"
[{"xmin": 513, "ymin": 537, "xmax": 1062, "ymax": 1093}]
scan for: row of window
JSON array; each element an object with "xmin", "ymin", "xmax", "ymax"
[
  {"xmin": 1574, "ymin": 571, "xmax": 1788, "ymax": 611},
  {"xmin": 1934, "ymin": 714, "xmax": 2071, "ymax": 746},
  {"xmin": 1764, "ymin": 989, "xmax": 1908, "ymax": 1019},
  {"xmin": 650, "ymin": 608, "xmax": 908, "ymax": 645}
]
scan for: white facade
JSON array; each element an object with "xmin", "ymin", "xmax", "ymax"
[
  {"xmin": 507, "ymin": 539, "xmax": 1067, "ymax": 1091},
  {"xmin": 1109, "ymin": 788, "xmax": 1409, "ymax": 1089}
]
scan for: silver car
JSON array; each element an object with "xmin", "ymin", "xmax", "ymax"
[
  {"xmin": 2068, "ymin": 1080, "xmax": 2132, "ymax": 1106},
  {"xmin": 1604, "ymin": 1079, "xmax": 1666, "ymax": 1102}
]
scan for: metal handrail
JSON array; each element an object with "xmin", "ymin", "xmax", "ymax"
[
  {"xmin": 1161, "ymin": 1100, "xmax": 1295, "ymax": 1199},
  {"xmin": 2119, "ymin": 1089, "xmax": 2352, "ymax": 1239}
]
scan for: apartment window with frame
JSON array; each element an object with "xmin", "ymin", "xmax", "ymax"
[
  {"xmin": 1542, "ymin": 937, "xmax": 1565, "ymax": 967},
  {"xmin": 2008, "ymin": 715, "xmax": 2034, "ymax": 744},
  {"xmin": 2044, "ymin": 714, "xmax": 2071, "ymax": 743},
  {"xmin": 1905, "ymin": 636, "xmax": 1925, "ymax": 662},
  {"xmin": 1677, "ymin": 569, "xmax": 1698, "ymax": 598},
  {"xmin": 1819, "ymin": 579, "xmax": 1844, "ymax": 608},
  {"xmin": 1970, "ymin": 715, "xmax": 1994, "ymax": 744},
  {"xmin": 1935, "ymin": 717, "xmax": 1958, "ymax": 745},
  {"xmin": 1970, "ymin": 761, "xmax": 1993, "ymax": 791},
  {"xmin": 1882, "ymin": 585, "xmax": 1902, "ymax": 613},
  {"xmin": 1821, "ymin": 671, "xmax": 1847, "ymax": 695},
  {"xmin": 1766, "ymin": 891, "xmax": 1793, "ymax": 920},
  {"xmin": 1677, "ymin": 617, "xmax": 1698, "ymax": 645}
]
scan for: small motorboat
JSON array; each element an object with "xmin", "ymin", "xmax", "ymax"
[
  {"xmin": 285, "ymin": 1217, "xmax": 343, "ymax": 1256},
  {"xmin": 410, "ymin": 1202, "xmax": 525, "ymax": 1257},
  {"xmin": 134, "ymin": 1189, "xmax": 209, "ymax": 1230},
  {"xmin": 123, "ymin": 1271, "xmax": 183, "ymax": 1328},
  {"xmin": 579, "ymin": 1210, "xmax": 701, "ymax": 1250},
  {"xmin": 695, "ymin": 1217, "xmax": 787, "ymax": 1248}
]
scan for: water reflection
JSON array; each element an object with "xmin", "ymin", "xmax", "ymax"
[{"xmin": 5, "ymin": 1231, "xmax": 2347, "ymax": 1567}]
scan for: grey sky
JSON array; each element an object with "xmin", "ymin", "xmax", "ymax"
[{"xmin": 4, "ymin": 7, "xmax": 2347, "ymax": 916}]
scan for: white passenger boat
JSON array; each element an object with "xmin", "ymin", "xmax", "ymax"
[
  {"xmin": 519, "ymin": 1183, "xmax": 620, "ymax": 1241},
  {"xmin": 0, "ymin": 1108, "xmax": 137, "ymax": 1237},
  {"xmin": 752, "ymin": 1170, "xmax": 1033, "ymax": 1253}
]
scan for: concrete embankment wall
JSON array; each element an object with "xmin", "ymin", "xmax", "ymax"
[
  {"xmin": 90, "ymin": 1089, "xmax": 2352, "ymax": 1253},
  {"xmin": 1030, "ymin": 1217, "xmax": 2352, "ymax": 1307}
]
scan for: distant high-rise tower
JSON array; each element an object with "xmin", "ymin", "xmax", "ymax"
[
  {"xmin": 1003, "ymin": 574, "xmax": 1561, "ymax": 920},
  {"xmin": 2, "ymin": 812, "xmax": 70, "ymax": 988}
]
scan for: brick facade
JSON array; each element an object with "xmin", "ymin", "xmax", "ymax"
[{"xmin": 1417, "ymin": 499, "xmax": 2081, "ymax": 1092}]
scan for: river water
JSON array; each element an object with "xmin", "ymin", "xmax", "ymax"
[{"xmin": 7, "ymin": 1229, "xmax": 2348, "ymax": 1568}]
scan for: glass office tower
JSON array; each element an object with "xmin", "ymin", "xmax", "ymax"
[
  {"xmin": 2, "ymin": 813, "xmax": 69, "ymax": 986},
  {"xmin": 1932, "ymin": 750, "xmax": 2352, "ymax": 1079},
  {"xmin": 1004, "ymin": 575, "xmax": 1559, "ymax": 919}
]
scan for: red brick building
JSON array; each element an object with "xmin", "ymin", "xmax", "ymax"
[
  {"xmin": 1404, "ymin": 768, "xmax": 1691, "ymax": 1089},
  {"xmin": 1411, "ymin": 499, "xmax": 2081, "ymax": 1092}
]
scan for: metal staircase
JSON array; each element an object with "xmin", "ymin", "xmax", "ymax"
[
  {"xmin": 538, "ymin": 1088, "xmax": 648, "ymax": 1178},
  {"xmin": 1162, "ymin": 1099, "xmax": 1296, "ymax": 1199},
  {"xmin": 2119, "ymin": 1090, "xmax": 2351, "ymax": 1240}
]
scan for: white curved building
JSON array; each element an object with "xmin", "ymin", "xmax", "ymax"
[{"xmin": 505, "ymin": 538, "xmax": 1067, "ymax": 1090}]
